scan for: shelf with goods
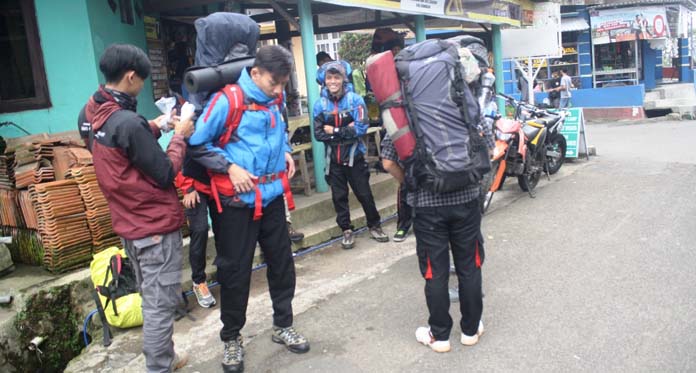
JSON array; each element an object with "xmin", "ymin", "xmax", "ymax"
[
  {"xmin": 535, "ymin": 43, "xmax": 582, "ymax": 90},
  {"xmin": 593, "ymin": 40, "xmax": 640, "ymax": 87}
]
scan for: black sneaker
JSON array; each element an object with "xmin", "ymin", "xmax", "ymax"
[
  {"xmin": 222, "ymin": 336, "xmax": 244, "ymax": 373},
  {"xmin": 288, "ymin": 223, "xmax": 305, "ymax": 243},
  {"xmin": 393, "ymin": 229, "xmax": 409, "ymax": 242},
  {"xmin": 271, "ymin": 325, "xmax": 310, "ymax": 354},
  {"xmin": 341, "ymin": 229, "xmax": 354, "ymax": 249}
]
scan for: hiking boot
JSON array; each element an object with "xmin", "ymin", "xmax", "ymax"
[
  {"xmin": 461, "ymin": 320, "xmax": 485, "ymax": 346},
  {"xmin": 449, "ymin": 287, "xmax": 459, "ymax": 303},
  {"xmin": 369, "ymin": 227, "xmax": 389, "ymax": 242},
  {"xmin": 172, "ymin": 352, "xmax": 189, "ymax": 371},
  {"xmin": 341, "ymin": 230, "xmax": 354, "ymax": 249},
  {"xmin": 272, "ymin": 325, "xmax": 310, "ymax": 354},
  {"xmin": 393, "ymin": 229, "xmax": 409, "ymax": 242},
  {"xmin": 193, "ymin": 282, "xmax": 216, "ymax": 308},
  {"xmin": 222, "ymin": 336, "xmax": 244, "ymax": 373},
  {"xmin": 415, "ymin": 327, "xmax": 451, "ymax": 353},
  {"xmin": 288, "ymin": 223, "xmax": 304, "ymax": 243}
]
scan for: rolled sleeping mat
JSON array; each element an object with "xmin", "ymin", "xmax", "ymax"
[
  {"xmin": 184, "ymin": 56, "xmax": 255, "ymax": 94},
  {"xmin": 365, "ymin": 51, "xmax": 415, "ymax": 161}
]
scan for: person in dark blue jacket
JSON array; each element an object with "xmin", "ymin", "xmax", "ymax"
[
  {"xmin": 189, "ymin": 45, "xmax": 309, "ymax": 373},
  {"xmin": 313, "ymin": 61, "xmax": 389, "ymax": 249}
]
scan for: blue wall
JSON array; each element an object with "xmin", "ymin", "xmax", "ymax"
[
  {"xmin": 531, "ymin": 84, "xmax": 645, "ymax": 108},
  {"xmin": 576, "ymin": 9, "xmax": 593, "ymax": 90},
  {"xmin": 0, "ymin": 0, "xmax": 158, "ymax": 139},
  {"xmin": 679, "ymin": 38, "xmax": 693, "ymax": 83},
  {"xmin": 86, "ymin": 0, "xmax": 158, "ymax": 118},
  {"xmin": 641, "ymin": 41, "xmax": 656, "ymax": 90},
  {"xmin": 0, "ymin": 0, "xmax": 99, "ymax": 138},
  {"xmin": 656, "ymin": 49, "xmax": 663, "ymax": 80}
]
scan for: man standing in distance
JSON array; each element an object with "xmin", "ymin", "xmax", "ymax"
[{"xmin": 559, "ymin": 68, "xmax": 573, "ymax": 108}]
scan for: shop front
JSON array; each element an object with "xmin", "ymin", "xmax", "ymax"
[{"xmin": 504, "ymin": 2, "xmax": 695, "ymax": 120}]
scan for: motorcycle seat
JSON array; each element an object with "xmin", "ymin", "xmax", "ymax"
[{"xmin": 534, "ymin": 116, "xmax": 561, "ymax": 128}]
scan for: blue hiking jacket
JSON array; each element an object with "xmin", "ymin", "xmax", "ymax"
[
  {"xmin": 313, "ymin": 86, "xmax": 368, "ymax": 166},
  {"xmin": 189, "ymin": 68, "xmax": 291, "ymax": 208}
]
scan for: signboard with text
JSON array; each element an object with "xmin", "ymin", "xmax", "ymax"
[
  {"xmin": 590, "ymin": 6, "xmax": 670, "ymax": 45},
  {"xmin": 313, "ymin": 0, "xmax": 533, "ymax": 26},
  {"xmin": 559, "ymin": 108, "xmax": 584, "ymax": 158}
]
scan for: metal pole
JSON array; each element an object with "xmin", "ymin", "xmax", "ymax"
[
  {"xmin": 527, "ymin": 57, "xmax": 535, "ymax": 105},
  {"xmin": 415, "ymin": 15, "xmax": 426, "ymax": 42},
  {"xmin": 298, "ymin": 0, "xmax": 328, "ymax": 193},
  {"xmin": 492, "ymin": 24, "xmax": 505, "ymax": 111}
]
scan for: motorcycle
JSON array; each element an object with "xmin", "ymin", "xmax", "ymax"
[
  {"xmin": 516, "ymin": 100, "xmax": 568, "ymax": 176},
  {"xmin": 481, "ymin": 94, "xmax": 566, "ymax": 212}
]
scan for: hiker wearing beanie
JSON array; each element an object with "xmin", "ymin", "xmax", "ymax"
[{"xmin": 313, "ymin": 61, "xmax": 389, "ymax": 249}]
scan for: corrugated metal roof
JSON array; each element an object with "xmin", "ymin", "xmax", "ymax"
[{"xmin": 561, "ymin": 16, "xmax": 590, "ymax": 32}]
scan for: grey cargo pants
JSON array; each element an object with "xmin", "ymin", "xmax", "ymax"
[{"xmin": 122, "ymin": 230, "xmax": 183, "ymax": 373}]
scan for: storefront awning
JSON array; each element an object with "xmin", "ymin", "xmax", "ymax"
[{"xmin": 560, "ymin": 16, "xmax": 589, "ymax": 32}]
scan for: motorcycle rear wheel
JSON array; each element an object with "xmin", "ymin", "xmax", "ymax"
[{"xmin": 544, "ymin": 134, "xmax": 566, "ymax": 175}]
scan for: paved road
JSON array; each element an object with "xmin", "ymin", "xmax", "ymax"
[{"xmin": 70, "ymin": 120, "xmax": 696, "ymax": 372}]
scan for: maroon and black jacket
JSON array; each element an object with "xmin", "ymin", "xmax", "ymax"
[{"xmin": 80, "ymin": 87, "xmax": 185, "ymax": 240}]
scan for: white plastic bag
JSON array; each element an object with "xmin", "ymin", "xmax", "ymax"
[{"xmin": 155, "ymin": 97, "xmax": 176, "ymax": 132}]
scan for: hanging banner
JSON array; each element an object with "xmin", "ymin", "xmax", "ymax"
[
  {"xmin": 313, "ymin": 0, "xmax": 531, "ymax": 26},
  {"xmin": 590, "ymin": 6, "xmax": 670, "ymax": 45}
]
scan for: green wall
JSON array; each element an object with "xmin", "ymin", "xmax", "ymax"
[
  {"xmin": 0, "ymin": 0, "xmax": 159, "ymax": 139},
  {"xmin": 0, "ymin": 0, "xmax": 99, "ymax": 138},
  {"xmin": 85, "ymin": 0, "xmax": 158, "ymax": 119}
]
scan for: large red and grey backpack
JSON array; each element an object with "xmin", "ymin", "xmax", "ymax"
[{"xmin": 394, "ymin": 39, "xmax": 491, "ymax": 193}]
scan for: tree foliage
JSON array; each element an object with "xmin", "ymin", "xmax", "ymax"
[{"xmin": 338, "ymin": 33, "xmax": 372, "ymax": 68}]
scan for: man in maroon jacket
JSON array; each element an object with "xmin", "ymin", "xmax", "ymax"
[{"xmin": 83, "ymin": 44, "xmax": 193, "ymax": 372}]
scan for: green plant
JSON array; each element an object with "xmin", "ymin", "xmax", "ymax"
[
  {"xmin": 338, "ymin": 33, "xmax": 373, "ymax": 68},
  {"xmin": 11, "ymin": 285, "xmax": 83, "ymax": 372}
]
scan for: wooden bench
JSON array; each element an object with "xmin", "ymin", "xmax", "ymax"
[{"xmin": 291, "ymin": 142, "xmax": 313, "ymax": 196}]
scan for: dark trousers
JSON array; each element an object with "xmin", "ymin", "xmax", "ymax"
[
  {"xmin": 396, "ymin": 183, "xmax": 412, "ymax": 232},
  {"xmin": 208, "ymin": 196, "xmax": 296, "ymax": 341},
  {"xmin": 325, "ymin": 158, "xmax": 381, "ymax": 231},
  {"xmin": 413, "ymin": 199, "xmax": 485, "ymax": 341},
  {"xmin": 185, "ymin": 192, "xmax": 209, "ymax": 284}
]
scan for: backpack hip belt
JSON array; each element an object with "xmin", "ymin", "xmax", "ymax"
[{"xmin": 206, "ymin": 170, "xmax": 294, "ymax": 221}]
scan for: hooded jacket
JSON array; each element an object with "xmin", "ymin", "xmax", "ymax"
[
  {"xmin": 82, "ymin": 87, "xmax": 185, "ymax": 240},
  {"xmin": 313, "ymin": 62, "xmax": 368, "ymax": 166},
  {"xmin": 188, "ymin": 68, "xmax": 291, "ymax": 208}
]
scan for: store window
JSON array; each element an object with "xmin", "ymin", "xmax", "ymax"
[
  {"xmin": 593, "ymin": 40, "xmax": 640, "ymax": 87},
  {"xmin": 0, "ymin": 0, "xmax": 50, "ymax": 113},
  {"xmin": 538, "ymin": 32, "xmax": 580, "ymax": 90}
]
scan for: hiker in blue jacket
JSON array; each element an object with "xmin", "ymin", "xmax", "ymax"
[
  {"xmin": 313, "ymin": 61, "xmax": 389, "ymax": 249},
  {"xmin": 188, "ymin": 45, "xmax": 309, "ymax": 373}
]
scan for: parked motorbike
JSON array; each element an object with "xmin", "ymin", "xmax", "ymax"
[
  {"xmin": 481, "ymin": 94, "xmax": 566, "ymax": 212},
  {"xmin": 514, "ymin": 100, "xmax": 568, "ymax": 175}
]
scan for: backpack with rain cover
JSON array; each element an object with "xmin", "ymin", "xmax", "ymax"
[
  {"xmin": 90, "ymin": 247, "xmax": 143, "ymax": 342},
  {"xmin": 395, "ymin": 39, "xmax": 491, "ymax": 193}
]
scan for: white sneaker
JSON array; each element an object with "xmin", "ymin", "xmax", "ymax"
[
  {"xmin": 415, "ymin": 327, "xmax": 451, "ymax": 353},
  {"xmin": 460, "ymin": 320, "xmax": 485, "ymax": 346}
]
